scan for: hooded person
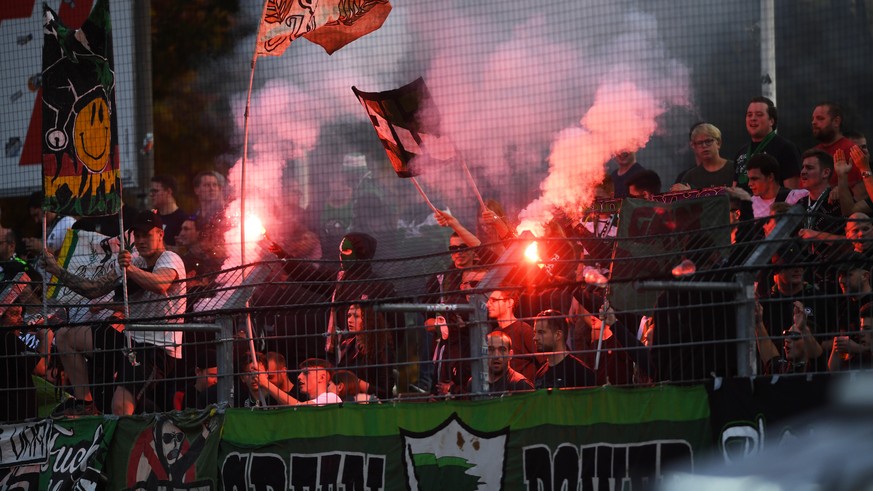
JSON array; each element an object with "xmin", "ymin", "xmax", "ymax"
[{"xmin": 270, "ymin": 232, "xmax": 396, "ymax": 362}]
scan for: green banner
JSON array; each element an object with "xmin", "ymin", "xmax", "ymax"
[
  {"xmin": 219, "ymin": 386, "xmax": 711, "ymax": 490},
  {"xmin": 104, "ymin": 408, "xmax": 223, "ymax": 491},
  {"xmin": 0, "ymin": 417, "xmax": 116, "ymax": 490}
]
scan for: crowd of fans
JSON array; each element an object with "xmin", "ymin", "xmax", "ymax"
[{"xmin": 2, "ymin": 97, "xmax": 873, "ymax": 423}]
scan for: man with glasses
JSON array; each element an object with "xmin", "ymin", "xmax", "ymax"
[
  {"xmin": 150, "ymin": 175, "xmax": 187, "ymax": 247},
  {"xmin": 755, "ymin": 300, "xmax": 827, "ymax": 375},
  {"xmin": 756, "ymin": 242, "xmax": 832, "ymax": 373},
  {"xmin": 734, "ymin": 96, "xmax": 801, "ymax": 190},
  {"xmin": 533, "ymin": 310, "xmax": 596, "ymax": 389},
  {"xmin": 486, "ymin": 289, "xmax": 540, "ymax": 382},
  {"xmin": 671, "ymin": 123, "xmax": 735, "ymax": 191}
]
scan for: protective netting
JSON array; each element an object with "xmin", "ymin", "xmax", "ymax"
[{"xmin": 2, "ymin": 1, "xmax": 873, "ymax": 420}]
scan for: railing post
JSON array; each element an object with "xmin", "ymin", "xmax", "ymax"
[
  {"xmin": 216, "ymin": 315, "xmax": 236, "ymax": 406},
  {"xmin": 467, "ymin": 293, "xmax": 489, "ymax": 395},
  {"xmin": 735, "ymin": 272, "xmax": 757, "ymax": 377}
]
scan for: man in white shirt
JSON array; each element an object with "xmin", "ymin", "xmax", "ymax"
[
  {"xmin": 44, "ymin": 210, "xmax": 186, "ymax": 416},
  {"xmin": 746, "ymin": 154, "xmax": 807, "ymax": 219}
]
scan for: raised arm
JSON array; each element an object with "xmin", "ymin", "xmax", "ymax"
[
  {"xmin": 434, "ymin": 210, "xmax": 481, "ymax": 247},
  {"xmin": 754, "ymin": 302, "xmax": 780, "ymax": 366},
  {"xmin": 793, "ymin": 301, "xmax": 823, "ymax": 359},
  {"xmin": 255, "ymin": 370, "xmax": 302, "ymax": 406},
  {"xmin": 851, "ymin": 145, "xmax": 873, "ymax": 204},
  {"xmin": 834, "ymin": 149, "xmax": 857, "ymax": 217}
]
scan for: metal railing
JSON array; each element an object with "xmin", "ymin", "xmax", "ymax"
[{"xmin": 3, "ymin": 207, "xmax": 873, "ymax": 421}]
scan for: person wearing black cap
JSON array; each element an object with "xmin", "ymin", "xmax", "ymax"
[{"xmin": 42, "ymin": 209, "xmax": 186, "ymax": 416}]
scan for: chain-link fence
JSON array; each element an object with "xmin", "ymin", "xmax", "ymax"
[{"xmin": 4, "ymin": 202, "xmax": 873, "ymax": 421}]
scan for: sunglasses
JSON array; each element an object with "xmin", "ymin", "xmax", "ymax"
[
  {"xmin": 448, "ymin": 244, "xmax": 470, "ymax": 252},
  {"xmin": 461, "ymin": 280, "xmax": 480, "ymax": 289},
  {"xmin": 781, "ymin": 330, "xmax": 802, "ymax": 341},
  {"xmin": 163, "ymin": 432, "xmax": 184, "ymax": 444}
]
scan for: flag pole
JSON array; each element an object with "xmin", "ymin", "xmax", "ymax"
[
  {"xmin": 117, "ymin": 207, "xmax": 138, "ymax": 366},
  {"xmin": 238, "ymin": 1, "xmax": 270, "ymax": 407},
  {"xmin": 410, "ymin": 176, "xmax": 439, "ymax": 214},
  {"xmin": 41, "ymin": 213, "xmax": 47, "ymax": 322},
  {"xmin": 459, "ymin": 155, "xmax": 486, "ymax": 209}
]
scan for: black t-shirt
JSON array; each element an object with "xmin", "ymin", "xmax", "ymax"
[
  {"xmin": 535, "ymin": 353, "xmax": 597, "ymax": 389},
  {"xmin": 734, "ymin": 133, "xmax": 802, "ymax": 188},
  {"xmin": 161, "ymin": 208, "xmax": 189, "ymax": 246},
  {"xmin": 610, "ymin": 163, "xmax": 646, "ymax": 198}
]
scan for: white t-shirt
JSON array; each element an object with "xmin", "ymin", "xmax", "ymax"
[
  {"xmin": 751, "ymin": 189, "xmax": 808, "ymax": 219},
  {"xmin": 126, "ymin": 250, "xmax": 186, "ymax": 358},
  {"xmin": 308, "ymin": 391, "xmax": 342, "ymax": 406}
]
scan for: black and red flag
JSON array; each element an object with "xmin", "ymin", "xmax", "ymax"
[{"xmin": 352, "ymin": 77, "xmax": 457, "ymax": 178}]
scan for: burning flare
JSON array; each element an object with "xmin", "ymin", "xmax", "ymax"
[
  {"xmin": 524, "ymin": 241, "xmax": 543, "ymax": 268},
  {"xmin": 244, "ymin": 214, "xmax": 267, "ymax": 242}
]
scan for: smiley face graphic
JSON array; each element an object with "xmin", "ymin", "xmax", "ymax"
[{"xmin": 73, "ymin": 96, "xmax": 111, "ymax": 172}]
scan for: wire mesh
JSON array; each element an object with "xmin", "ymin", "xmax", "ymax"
[{"xmin": 2, "ymin": 1, "xmax": 873, "ymax": 422}]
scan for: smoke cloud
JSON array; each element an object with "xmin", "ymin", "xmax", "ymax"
[{"xmin": 216, "ymin": 0, "xmax": 692, "ymax": 268}]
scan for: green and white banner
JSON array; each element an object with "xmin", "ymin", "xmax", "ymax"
[
  {"xmin": 218, "ymin": 386, "xmax": 711, "ymax": 491},
  {"xmin": 0, "ymin": 417, "xmax": 116, "ymax": 490},
  {"xmin": 1, "ymin": 386, "xmax": 712, "ymax": 490}
]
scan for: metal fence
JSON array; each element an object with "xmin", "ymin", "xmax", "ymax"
[{"xmin": 3, "ymin": 205, "xmax": 873, "ymax": 421}]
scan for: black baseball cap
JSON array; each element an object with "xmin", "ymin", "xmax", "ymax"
[{"xmin": 129, "ymin": 210, "xmax": 163, "ymax": 234}]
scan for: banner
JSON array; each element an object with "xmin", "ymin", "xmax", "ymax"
[
  {"xmin": 218, "ymin": 386, "xmax": 711, "ymax": 491},
  {"xmin": 608, "ymin": 194, "xmax": 731, "ymax": 312},
  {"xmin": 706, "ymin": 375, "xmax": 832, "ymax": 464},
  {"xmin": 352, "ymin": 77, "xmax": 457, "ymax": 178},
  {"xmin": 257, "ymin": 0, "xmax": 392, "ymax": 56},
  {"xmin": 0, "ymin": 417, "xmax": 116, "ymax": 490},
  {"xmin": 105, "ymin": 409, "xmax": 223, "ymax": 491},
  {"xmin": 42, "ymin": 0, "xmax": 121, "ymax": 217},
  {"xmin": 0, "ymin": 382, "xmax": 855, "ymax": 489}
]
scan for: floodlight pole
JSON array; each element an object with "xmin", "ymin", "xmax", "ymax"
[{"xmin": 760, "ymin": 0, "xmax": 777, "ymax": 103}]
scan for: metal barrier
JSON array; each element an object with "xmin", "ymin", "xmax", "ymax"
[{"xmin": 3, "ymin": 207, "xmax": 873, "ymax": 421}]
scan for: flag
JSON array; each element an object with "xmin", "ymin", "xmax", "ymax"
[
  {"xmin": 352, "ymin": 77, "xmax": 457, "ymax": 178},
  {"xmin": 42, "ymin": 0, "xmax": 121, "ymax": 217},
  {"xmin": 256, "ymin": 0, "xmax": 392, "ymax": 57},
  {"xmin": 608, "ymin": 192, "xmax": 731, "ymax": 312}
]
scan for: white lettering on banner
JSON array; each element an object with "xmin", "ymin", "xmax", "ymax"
[
  {"xmin": 522, "ymin": 440, "xmax": 694, "ymax": 491},
  {"xmin": 719, "ymin": 416, "xmax": 804, "ymax": 464},
  {"xmin": 220, "ymin": 451, "xmax": 386, "ymax": 491},
  {"xmin": 0, "ymin": 420, "xmax": 51, "ymax": 468}
]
